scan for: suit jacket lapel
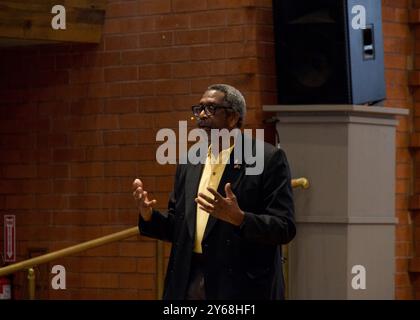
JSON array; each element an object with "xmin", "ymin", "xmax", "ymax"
[{"xmin": 185, "ymin": 163, "xmax": 203, "ymax": 239}]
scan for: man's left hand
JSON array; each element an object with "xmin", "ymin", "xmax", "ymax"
[{"xmin": 195, "ymin": 183, "xmax": 245, "ymax": 226}]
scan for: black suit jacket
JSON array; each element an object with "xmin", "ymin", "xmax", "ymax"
[{"xmin": 138, "ymin": 136, "xmax": 296, "ymax": 299}]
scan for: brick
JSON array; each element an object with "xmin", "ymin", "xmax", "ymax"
[
  {"xmin": 53, "ymin": 149, "xmax": 86, "ymax": 162},
  {"xmin": 102, "ymin": 194, "xmax": 132, "ymax": 209},
  {"xmin": 119, "ymin": 113, "xmax": 155, "ymax": 128},
  {"xmin": 137, "ymin": 128, "xmax": 158, "ymax": 144},
  {"xmin": 80, "ymin": 273, "xmax": 120, "ymax": 288},
  {"xmin": 71, "ymin": 99, "xmax": 103, "ymax": 114},
  {"xmin": 108, "ymin": 2, "xmax": 139, "ymax": 18},
  {"xmin": 396, "ymin": 179, "xmax": 409, "ymax": 194},
  {"xmin": 396, "ymin": 194, "xmax": 409, "ymax": 210},
  {"xmin": 383, "ymin": 7, "xmax": 408, "ymax": 23},
  {"xmin": 69, "ymin": 195, "xmax": 103, "ymax": 209},
  {"xmin": 37, "ymin": 164, "xmax": 69, "ymax": 178},
  {"xmin": 139, "ymin": 32, "xmax": 173, "ymax": 48},
  {"xmin": 156, "ymin": 176, "xmax": 175, "ymax": 192},
  {"xmin": 384, "ymin": 38, "xmax": 412, "ymax": 55},
  {"xmin": 3, "ymin": 165, "xmax": 37, "ymax": 178},
  {"xmin": 103, "ymin": 257, "xmax": 137, "ymax": 272},
  {"xmin": 104, "ymin": 131, "xmax": 138, "ymax": 145},
  {"xmin": 105, "ymin": 98, "xmax": 138, "ymax": 114},
  {"xmin": 105, "ymin": 35, "xmax": 139, "ymax": 51},
  {"xmin": 86, "ymin": 147, "xmax": 121, "ymax": 161},
  {"xmin": 105, "ymin": 66, "xmax": 138, "ymax": 82},
  {"xmin": 396, "ymin": 225, "xmax": 412, "ymax": 241},
  {"xmin": 256, "ymin": 7, "xmax": 272, "ymax": 24},
  {"xmin": 71, "ymin": 163, "xmax": 104, "ymax": 177},
  {"xmin": 68, "ymin": 132, "xmax": 102, "ymax": 146},
  {"xmin": 119, "ymin": 17, "xmax": 156, "ymax": 34},
  {"xmin": 396, "ymin": 131, "xmax": 409, "ymax": 147},
  {"xmin": 137, "ymin": 257, "xmax": 156, "ymax": 273},
  {"xmin": 85, "ymin": 52, "xmax": 122, "ymax": 67},
  {"xmin": 154, "ymin": 47, "xmax": 190, "ymax": 62},
  {"xmin": 137, "ymin": 161, "xmax": 176, "ymax": 176},
  {"xmin": 396, "ymin": 241, "xmax": 411, "ymax": 257},
  {"xmin": 18, "ymin": 212, "xmax": 51, "ymax": 226},
  {"xmin": 104, "ymin": 162, "xmax": 138, "ymax": 177},
  {"xmin": 120, "ymin": 81, "xmax": 155, "ymax": 97},
  {"xmin": 121, "ymin": 50, "xmax": 155, "ymax": 65},
  {"xmin": 5, "ymin": 195, "xmax": 35, "ymax": 209},
  {"xmin": 138, "ymin": 0, "xmax": 172, "ymax": 15},
  {"xmin": 140, "ymin": 96, "xmax": 173, "ymax": 112},
  {"xmin": 395, "ymin": 273, "xmax": 411, "ymax": 287},
  {"xmin": 88, "ymin": 83, "xmax": 122, "ymax": 98},
  {"xmin": 396, "ymin": 257, "xmax": 409, "ymax": 272},
  {"xmin": 172, "ymin": 62, "xmax": 209, "ymax": 78},
  {"xmin": 155, "ymin": 14, "xmax": 190, "ymax": 30},
  {"xmin": 208, "ymin": 0, "xmax": 247, "ymax": 9},
  {"xmin": 191, "ymin": 11, "xmax": 227, "ymax": 28},
  {"xmin": 173, "ymin": 0, "xmax": 207, "ymax": 12},
  {"xmin": 384, "ymin": 54, "xmax": 408, "ymax": 69},
  {"xmin": 86, "ymin": 178, "xmax": 122, "ymax": 193},
  {"xmin": 175, "ymin": 30, "xmax": 209, "ymax": 45},
  {"xmin": 190, "ymin": 44, "xmax": 226, "ymax": 61},
  {"xmin": 155, "ymin": 80, "xmax": 190, "ymax": 95},
  {"xmin": 120, "ymin": 145, "xmax": 156, "ymax": 161},
  {"xmin": 119, "ymin": 273, "xmax": 155, "ymax": 290},
  {"xmin": 225, "ymin": 42, "xmax": 257, "ymax": 59},
  {"xmin": 54, "ymin": 180, "xmax": 87, "ymax": 193},
  {"xmin": 383, "ymin": 22, "xmax": 410, "ymax": 38},
  {"xmin": 69, "ymin": 68, "xmax": 104, "ymax": 84},
  {"xmin": 25, "ymin": 180, "xmax": 53, "ymax": 194},
  {"xmin": 396, "ymin": 287, "xmax": 414, "ymax": 300},
  {"xmin": 119, "ymin": 241, "xmax": 155, "ymax": 257},
  {"xmin": 36, "ymin": 195, "xmax": 68, "ymax": 209},
  {"xmin": 139, "ymin": 64, "xmax": 172, "ymax": 80}
]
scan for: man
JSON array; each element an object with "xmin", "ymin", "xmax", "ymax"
[{"xmin": 132, "ymin": 84, "xmax": 295, "ymax": 299}]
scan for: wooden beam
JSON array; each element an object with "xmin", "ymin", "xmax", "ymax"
[{"xmin": 0, "ymin": 0, "xmax": 106, "ymax": 44}]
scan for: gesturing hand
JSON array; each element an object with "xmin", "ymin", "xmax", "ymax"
[
  {"xmin": 195, "ymin": 183, "xmax": 244, "ymax": 226},
  {"xmin": 132, "ymin": 178, "xmax": 157, "ymax": 221}
]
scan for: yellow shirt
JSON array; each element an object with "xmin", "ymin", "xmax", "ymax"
[{"xmin": 194, "ymin": 144, "xmax": 234, "ymax": 253}]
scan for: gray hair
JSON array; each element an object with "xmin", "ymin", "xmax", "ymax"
[{"xmin": 207, "ymin": 84, "xmax": 246, "ymax": 128}]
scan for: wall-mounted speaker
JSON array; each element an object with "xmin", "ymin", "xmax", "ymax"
[{"xmin": 272, "ymin": 0, "xmax": 386, "ymax": 105}]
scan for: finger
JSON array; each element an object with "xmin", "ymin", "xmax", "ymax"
[
  {"xmin": 198, "ymin": 192, "xmax": 216, "ymax": 205},
  {"xmin": 145, "ymin": 199, "xmax": 157, "ymax": 206},
  {"xmin": 143, "ymin": 191, "xmax": 156, "ymax": 206},
  {"xmin": 195, "ymin": 198, "xmax": 214, "ymax": 211},
  {"xmin": 132, "ymin": 179, "xmax": 143, "ymax": 191},
  {"xmin": 198, "ymin": 206, "xmax": 213, "ymax": 214},
  {"xmin": 206, "ymin": 187, "xmax": 223, "ymax": 200},
  {"xmin": 133, "ymin": 187, "xmax": 143, "ymax": 199},
  {"xmin": 225, "ymin": 183, "xmax": 235, "ymax": 198},
  {"xmin": 142, "ymin": 191, "xmax": 150, "ymax": 204}
]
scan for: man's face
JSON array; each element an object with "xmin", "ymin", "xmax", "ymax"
[{"xmin": 195, "ymin": 90, "xmax": 238, "ymax": 133}]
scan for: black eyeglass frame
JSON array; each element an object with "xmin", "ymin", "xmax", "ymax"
[{"xmin": 191, "ymin": 104, "xmax": 234, "ymax": 117}]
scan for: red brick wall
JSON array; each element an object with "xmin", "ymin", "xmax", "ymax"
[
  {"xmin": 0, "ymin": 0, "xmax": 417, "ymax": 299},
  {"xmin": 381, "ymin": 0, "xmax": 414, "ymax": 299},
  {"xmin": 0, "ymin": 0, "xmax": 277, "ymax": 299}
]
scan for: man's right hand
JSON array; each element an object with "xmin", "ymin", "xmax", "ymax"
[{"xmin": 132, "ymin": 179, "xmax": 157, "ymax": 221}]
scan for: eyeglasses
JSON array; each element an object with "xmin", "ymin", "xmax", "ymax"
[{"xmin": 191, "ymin": 104, "xmax": 233, "ymax": 117}]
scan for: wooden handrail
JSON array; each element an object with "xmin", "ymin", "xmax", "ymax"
[
  {"xmin": 0, "ymin": 227, "xmax": 139, "ymax": 277},
  {"xmin": 0, "ymin": 177, "xmax": 310, "ymax": 283},
  {"xmin": 292, "ymin": 177, "xmax": 310, "ymax": 189}
]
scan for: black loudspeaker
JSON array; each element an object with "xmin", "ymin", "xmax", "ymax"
[{"xmin": 272, "ymin": 0, "xmax": 386, "ymax": 105}]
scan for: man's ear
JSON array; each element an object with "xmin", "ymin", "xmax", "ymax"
[{"xmin": 228, "ymin": 112, "xmax": 240, "ymax": 129}]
